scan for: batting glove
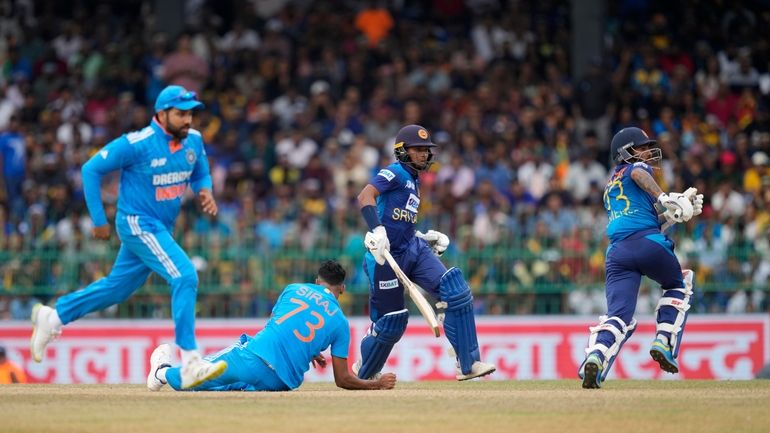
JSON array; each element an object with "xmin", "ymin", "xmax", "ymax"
[
  {"xmin": 416, "ymin": 230, "xmax": 450, "ymax": 256},
  {"xmin": 658, "ymin": 192, "xmax": 694, "ymax": 223},
  {"xmin": 364, "ymin": 225, "xmax": 390, "ymax": 265}
]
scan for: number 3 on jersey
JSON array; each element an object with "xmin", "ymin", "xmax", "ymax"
[{"xmin": 275, "ymin": 298, "xmax": 325, "ymax": 342}]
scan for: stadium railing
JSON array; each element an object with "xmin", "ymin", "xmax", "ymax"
[{"xmin": 0, "ymin": 243, "xmax": 766, "ymax": 317}]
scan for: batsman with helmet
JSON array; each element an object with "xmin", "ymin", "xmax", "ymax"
[
  {"xmin": 355, "ymin": 124, "xmax": 496, "ymax": 381},
  {"xmin": 579, "ymin": 127, "xmax": 704, "ymax": 388}
]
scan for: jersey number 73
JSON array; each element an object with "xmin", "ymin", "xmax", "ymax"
[{"xmin": 275, "ymin": 298, "xmax": 325, "ymax": 343}]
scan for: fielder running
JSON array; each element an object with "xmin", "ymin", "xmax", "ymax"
[
  {"xmin": 579, "ymin": 127, "xmax": 704, "ymax": 388},
  {"xmin": 30, "ymin": 85, "xmax": 226, "ymax": 388},
  {"xmin": 355, "ymin": 124, "xmax": 496, "ymax": 381},
  {"xmin": 147, "ymin": 260, "xmax": 397, "ymax": 391}
]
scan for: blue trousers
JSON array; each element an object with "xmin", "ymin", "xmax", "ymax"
[
  {"xmin": 604, "ymin": 230, "xmax": 683, "ymax": 328},
  {"xmin": 55, "ymin": 214, "xmax": 199, "ymax": 350},
  {"xmin": 363, "ymin": 237, "xmax": 446, "ymax": 321},
  {"xmin": 166, "ymin": 334, "xmax": 289, "ymax": 391}
]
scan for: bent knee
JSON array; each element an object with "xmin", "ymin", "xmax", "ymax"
[{"xmin": 173, "ymin": 270, "xmax": 199, "ymax": 289}]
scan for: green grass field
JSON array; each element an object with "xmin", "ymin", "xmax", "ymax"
[{"xmin": 2, "ymin": 381, "xmax": 769, "ymax": 433}]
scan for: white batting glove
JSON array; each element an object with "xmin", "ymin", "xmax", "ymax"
[
  {"xmin": 364, "ymin": 225, "xmax": 390, "ymax": 265},
  {"xmin": 692, "ymin": 194, "xmax": 703, "ymax": 216},
  {"xmin": 683, "ymin": 187, "xmax": 704, "ymax": 217},
  {"xmin": 416, "ymin": 230, "xmax": 450, "ymax": 256},
  {"xmin": 658, "ymin": 192, "xmax": 694, "ymax": 223}
]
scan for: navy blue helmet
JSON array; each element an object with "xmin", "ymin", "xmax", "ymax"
[
  {"xmin": 610, "ymin": 127, "xmax": 660, "ymax": 164},
  {"xmin": 394, "ymin": 124, "xmax": 437, "ymax": 171}
]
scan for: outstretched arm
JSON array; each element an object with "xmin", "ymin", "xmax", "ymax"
[{"xmin": 331, "ymin": 356, "xmax": 396, "ymax": 390}]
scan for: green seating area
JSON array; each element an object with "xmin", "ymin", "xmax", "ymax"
[{"xmin": 2, "ymin": 233, "xmax": 767, "ymax": 318}]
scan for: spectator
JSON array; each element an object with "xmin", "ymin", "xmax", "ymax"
[
  {"xmin": 0, "ymin": 1, "xmax": 766, "ymax": 317},
  {"xmin": 575, "ymin": 58, "xmax": 613, "ymax": 145},
  {"xmin": 563, "ymin": 149, "xmax": 607, "ymax": 203},
  {"xmin": 0, "ymin": 346, "xmax": 27, "ymax": 384},
  {"xmin": 354, "ymin": 1, "xmax": 394, "ymax": 48},
  {"xmin": 162, "ymin": 33, "xmax": 209, "ymax": 94}
]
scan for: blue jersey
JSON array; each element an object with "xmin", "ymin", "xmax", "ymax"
[
  {"xmin": 81, "ymin": 119, "xmax": 212, "ymax": 230},
  {"xmin": 369, "ymin": 162, "xmax": 420, "ymax": 254},
  {"xmin": 0, "ymin": 131, "xmax": 25, "ymax": 178},
  {"xmin": 247, "ymin": 283, "xmax": 350, "ymax": 390},
  {"xmin": 604, "ymin": 162, "xmax": 659, "ymax": 243}
]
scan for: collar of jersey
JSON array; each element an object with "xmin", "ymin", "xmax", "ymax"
[
  {"xmin": 397, "ymin": 161, "xmax": 419, "ymax": 179},
  {"xmin": 317, "ymin": 284, "xmax": 341, "ymax": 306}
]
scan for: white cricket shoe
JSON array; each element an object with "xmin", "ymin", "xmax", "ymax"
[
  {"xmin": 351, "ymin": 359, "xmax": 382, "ymax": 380},
  {"xmin": 456, "ymin": 361, "xmax": 496, "ymax": 381},
  {"xmin": 448, "ymin": 347, "xmax": 496, "ymax": 380},
  {"xmin": 147, "ymin": 344, "xmax": 173, "ymax": 391},
  {"xmin": 30, "ymin": 304, "xmax": 61, "ymax": 363},
  {"xmin": 180, "ymin": 356, "xmax": 227, "ymax": 389}
]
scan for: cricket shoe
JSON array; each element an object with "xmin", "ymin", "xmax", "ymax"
[
  {"xmin": 351, "ymin": 359, "xmax": 382, "ymax": 380},
  {"xmin": 456, "ymin": 361, "xmax": 496, "ymax": 381},
  {"xmin": 30, "ymin": 304, "xmax": 61, "ymax": 363},
  {"xmin": 181, "ymin": 356, "xmax": 227, "ymax": 389},
  {"xmin": 650, "ymin": 338, "xmax": 679, "ymax": 374},
  {"xmin": 580, "ymin": 353, "xmax": 603, "ymax": 389},
  {"xmin": 447, "ymin": 347, "xmax": 496, "ymax": 381},
  {"xmin": 147, "ymin": 344, "xmax": 173, "ymax": 391}
]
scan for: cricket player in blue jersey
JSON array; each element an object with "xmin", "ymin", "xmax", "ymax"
[
  {"xmin": 146, "ymin": 260, "xmax": 397, "ymax": 391},
  {"xmin": 578, "ymin": 127, "xmax": 704, "ymax": 389},
  {"xmin": 30, "ymin": 85, "xmax": 226, "ymax": 388},
  {"xmin": 354, "ymin": 124, "xmax": 496, "ymax": 381}
]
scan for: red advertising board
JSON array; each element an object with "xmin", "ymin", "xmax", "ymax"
[{"xmin": 1, "ymin": 315, "xmax": 767, "ymax": 383}]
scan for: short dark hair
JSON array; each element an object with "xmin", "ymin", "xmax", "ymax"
[{"xmin": 318, "ymin": 260, "xmax": 346, "ymax": 286}]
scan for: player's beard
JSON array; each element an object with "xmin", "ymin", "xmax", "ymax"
[
  {"xmin": 412, "ymin": 162, "xmax": 427, "ymax": 172},
  {"xmin": 167, "ymin": 123, "xmax": 190, "ymax": 140}
]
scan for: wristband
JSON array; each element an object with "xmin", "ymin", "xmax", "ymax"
[{"xmin": 361, "ymin": 205, "xmax": 381, "ymax": 231}]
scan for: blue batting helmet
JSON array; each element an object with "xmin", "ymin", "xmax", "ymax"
[
  {"xmin": 394, "ymin": 124, "xmax": 437, "ymax": 171},
  {"xmin": 610, "ymin": 127, "xmax": 659, "ymax": 164}
]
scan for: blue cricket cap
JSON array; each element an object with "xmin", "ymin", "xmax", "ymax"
[{"xmin": 154, "ymin": 85, "xmax": 204, "ymax": 112}]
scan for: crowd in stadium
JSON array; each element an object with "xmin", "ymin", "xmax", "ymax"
[{"xmin": 0, "ymin": 1, "xmax": 769, "ymax": 319}]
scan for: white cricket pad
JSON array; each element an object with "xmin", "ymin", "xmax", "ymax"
[
  {"xmin": 654, "ymin": 269, "xmax": 694, "ymax": 353},
  {"xmin": 585, "ymin": 315, "xmax": 637, "ymax": 371}
]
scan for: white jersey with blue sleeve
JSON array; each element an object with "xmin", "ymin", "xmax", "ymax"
[
  {"xmin": 81, "ymin": 119, "xmax": 212, "ymax": 231},
  {"xmin": 604, "ymin": 162, "xmax": 660, "ymax": 243},
  {"xmin": 246, "ymin": 283, "xmax": 350, "ymax": 390}
]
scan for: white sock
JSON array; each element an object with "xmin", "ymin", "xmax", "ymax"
[
  {"xmin": 48, "ymin": 309, "xmax": 63, "ymax": 329},
  {"xmin": 181, "ymin": 349, "xmax": 201, "ymax": 365},
  {"xmin": 656, "ymin": 333, "xmax": 669, "ymax": 345},
  {"xmin": 156, "ymin": 366, "xmax": 168, "ymax": 384}
]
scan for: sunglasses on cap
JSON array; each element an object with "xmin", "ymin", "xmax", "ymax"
[{"xmin": 168, "ymin": 91, "xmax": 198, "ymax": 103}]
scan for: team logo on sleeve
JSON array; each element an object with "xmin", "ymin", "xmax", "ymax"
[
  {"xmin": 405, "ymin": 193, "xmax": 420, "ymax": 213},
  {"xmin": 378, "ymin": 169, "xmax": 396, "ymax": 181},
  {"xmin": 186, "ymin": 148, "xmax": 197, "ymax": 165}
]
